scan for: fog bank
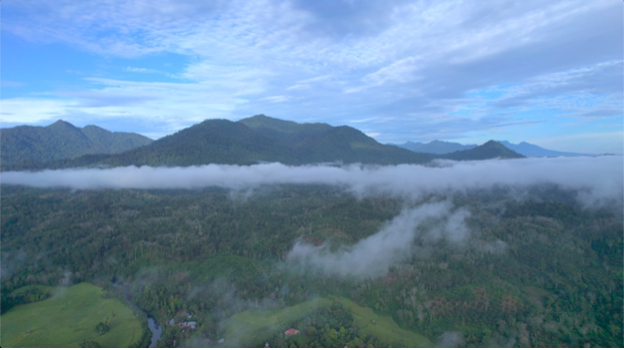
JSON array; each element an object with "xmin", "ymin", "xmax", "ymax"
[
  {"xmin": 2, "ymin": 157, "xmax": 622, "ymax": 206},
  {"xmin": 286, "ymin": 201, "xmax": 470, "ymax": 278}
]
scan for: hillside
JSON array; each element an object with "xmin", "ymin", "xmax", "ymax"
[
  {"xmin": 439, "ymin": 140, "xmax": 525, "ymax": 161},
  {"xmin": 238, "ymin": 114, "xmax": 333, "ymax": 147},
  {"xmin": 88, "ymin": 119, "xmax": 299, "ymax": 167},
  {"xmin": 241, "ymin": 115, "xmax": 433, "ymax": 165},
  {"xmin": 5, "ymin": 116, "xmax": 434, "ymax": 170},
  {"xmin": 1, "ymin": 120, "xmax": 153, "ymax": 165}
]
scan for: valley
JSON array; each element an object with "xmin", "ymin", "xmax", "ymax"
[{"xmin": 2, "ymin": 179, "xmax": 622, "ymax": 347}]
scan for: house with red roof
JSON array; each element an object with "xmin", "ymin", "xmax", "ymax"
[{"xmin": 284, "ymin": 328, "xmax": 300, "ymax": 336}]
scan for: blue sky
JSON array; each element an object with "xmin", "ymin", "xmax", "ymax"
[{"xmin": 2, "ymin": 0, "xmax": 622, "ymax": 153}]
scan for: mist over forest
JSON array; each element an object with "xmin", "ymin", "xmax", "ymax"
[
  {"xmin": 2, "ymin": 155, "xmax": 622, "ymax": 347},
  {"xmin": 3, "ymin": 156, "xmax": 621, "ymax": 203},
  {"xmin": 4, "ymin": 0, "xmax": 622, "ymax": 347}
]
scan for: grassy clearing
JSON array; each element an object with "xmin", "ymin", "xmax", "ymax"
[
  {"xmin": 1, "ymin": 283, "xmax": 144, "ymax": 348},
  {"xmin": 223, "ymin": 298, "xmax": 332, "ymax": 347},
  {"xmin": 332, "ymin": 296, "xmax": 433, "ymax": 347},
  {"xmin": 222, "ymin": 296, "xmax": 431, "ymax": 347}
]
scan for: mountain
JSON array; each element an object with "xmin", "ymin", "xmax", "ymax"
[
  {"xmin": 395, "ymin": 138, "xmax": 592, "ymax": 158},
  {"xmin": 238, "ymin": 114, "xmax": 333, "ymax": 146},
  {"xmin": 394, "ymin": 140, "xmax": 478, "ymax": 154},
  {"xmin": 1, "ymin": 120, "xmax": 153, "ymax": 165},
  {"xmin": 85, "ymin": 119, "xmax": 299, "ymax": 167},
  {"xmin": 240, "ymin": 115, "xmax": 433, "ymax": 165},
  {"xmin": 498, "ymin": 141, "xmax": 592, "ymax": 157},
  {"xmin": 6, "ymin": 116, "xmax": 434, "ymax": 170},
  {"xmin": 439, "ymin": 140, "xmax": 525, "ymax": 161}
]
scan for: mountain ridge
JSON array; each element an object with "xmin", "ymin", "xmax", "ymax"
[
  {"xmin": 1, "ymin": 120, "xmax": 153, "ymax": 166},
  {"xmin": 395, "ymin": 139, "xmax": 593, "ymax": 157},
  {"xmin": 2, "ymin": 116, "xmax": 528, "ymax": 171},
  {"xmin": 438, "ymin": 140, "xmax": 525, "ymax": 161}
]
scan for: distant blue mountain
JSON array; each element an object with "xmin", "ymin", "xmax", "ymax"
[
  {"xmin": 498, "ymin": 141, "xmax": 592, "ymax": 157},
  {"xmin": 394, "ymin": 139, "xmax": 593, "ymax": 157},
  {"xmin": 394, "ymin": 140, "xmax": 477, "ymax": 154}
]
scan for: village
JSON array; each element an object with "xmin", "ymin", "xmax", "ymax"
[{"xmin": 167, "ymin": 312, "xmax": 307, "ymax": 347}]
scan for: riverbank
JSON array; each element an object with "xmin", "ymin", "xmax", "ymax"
[{"xmin": 114, "ymin": 282, "xmax": 162, "ymax": 348}]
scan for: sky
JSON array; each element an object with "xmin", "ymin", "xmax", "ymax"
[{"xmin": 2, "ymin": 0, "xmax": 622, "ymax": 154}]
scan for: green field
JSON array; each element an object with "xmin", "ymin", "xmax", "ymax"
[
  {"xmin": 332, "ymin": 296, "xmax": 433, "ymax": 347},
  {"xmin": 223, "ymin": 298, "xmax": 332, "ymax": 346},
  {"xmin": 223, "ymin": 296, "xmax": 431, "ymax": 347},
  {"xmin": 1, "ymin": 283, "xmax": 145, "ymax": 348}
]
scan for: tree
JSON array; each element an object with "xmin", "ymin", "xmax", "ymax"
[
  {"xmin": 80, "ymin": 339, "xmax": 102, "ymax": 348},
  {"xmin": 95, "ymin": 320, "xmax": 110, "ymax": 335}
]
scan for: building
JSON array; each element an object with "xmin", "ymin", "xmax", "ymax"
[
  {"xmin": 180, "ymin": 321, "xmax": 197, "ymax": 330},
  {"xmin": 284, "ymin": 328, "xmax": 300, "ymax": 336}
]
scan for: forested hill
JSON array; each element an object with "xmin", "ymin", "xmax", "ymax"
[
  {"xmin": 438, "ymin": 140, "xmax": 525, "ymax": 161},
  {"xmin": 240, "ymin": 115, "xmax": 433, "ymax": 165},
  {"xmin": 83, "ymin": 119, "xmax": 299, "ymax": 167},
  {"xmin": 4, "ymin": 116, "xmax": 433, "ymax": 170},
  {"xmin": 2, "ymin": 117, "xmax": 525, "ymax": 171},
  {"xmin": 1, "ymin": 120, "xmax": 153, "ymax": 166}
]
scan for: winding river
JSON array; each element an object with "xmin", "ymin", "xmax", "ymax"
[
  {"xmin": 114, "ymin": 283, "xmax": 162, "ymax": 347},
  {"xmin": 146, "ymin": 317, "xmax": 162, "ymax": 348}
]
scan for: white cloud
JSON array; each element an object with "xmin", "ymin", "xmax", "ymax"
[
  {"xmin": 261, "ymin": 95, "xmax": 290, "ymax": 103},
  {"xmin": 1, "ymin": 78, "xmax": 251, "ymax": 134},
  {"xmin": 361, "ymin": 56, "xmax": 421, "ymax": 87},
  {"xmin": 286, "ymin": 84, "xmax": 309, "ymax": 91},
  {"xmin": 287, "ymin": 201, "xmax": 469, "ymax": 278},
  {"xmin": 3, "ymin": 0, "xmax": 621, "ymax": 148},
  {"xmin": 2, "ymin": 157, "xmax": 621, "ymax": 208},
  {"xmin": 1, "ymin": 98, "xmax": 77, "ymax": 124}
]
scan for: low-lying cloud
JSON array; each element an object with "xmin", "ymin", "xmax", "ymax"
[
  {"xmin": 3, "ymin": 156, "xmax": 621, "ymax": 279},
  {"xmin": 286, "ymin": 201, "xmax": 469, "ymax": 278},
  {"xmin": 2, "ymin": 156, "xmax": 622, "ymax": 206}
]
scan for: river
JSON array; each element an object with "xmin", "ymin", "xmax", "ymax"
[
  {"xmin": 147, "ymin": 317, "xmax": 162, "ymax": 348},
  {"xmin": 114, "ymin": 282, "xmax": 162, "ymax": 347}
]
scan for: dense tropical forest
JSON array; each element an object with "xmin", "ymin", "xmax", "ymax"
[{"xmin": 2, "ymin": 182, "xmax": 622, "ymax": 347}]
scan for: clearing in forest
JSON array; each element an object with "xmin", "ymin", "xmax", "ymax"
[
  {"xmin": 1, "ymin": 283, "xmax": 145, "ymax": 348},
  {"xmin": 332, "ymin": 296, "xmax": 433, "ymax": 347},
  {"xmin": 223, "ymin": 298, "xmax": 332, "ymax": 346},
  {"xmin": 223, "ymin": 296, "xmax": 432, "ymax": 347}
]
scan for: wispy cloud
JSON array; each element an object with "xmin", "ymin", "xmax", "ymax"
[
  {"xmin": 288, "ymin": 201, "xmax": 470, "ymax": 278},
  {"xmin": 261, "ymin": 95, "xmax": 290, "ymax": 103},
  {"xmin": 1, "ymin": 98, "xmax": 77, "ymax": 124},
  {"xmin": 3, "ymin": 0, "xmax": 621, "ymax": 149}
]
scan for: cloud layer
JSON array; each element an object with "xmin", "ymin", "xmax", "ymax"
[
  {"xmin": 2, "ymin": 156, "xmax": 621, "ymax": 279},
  {"xmin": 2, "ymin": 157, "xmax": 621, "ymax": 206},
  {"xmin": 3, "ymin": 0, "xmax": 622, "ymax": 152}
]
